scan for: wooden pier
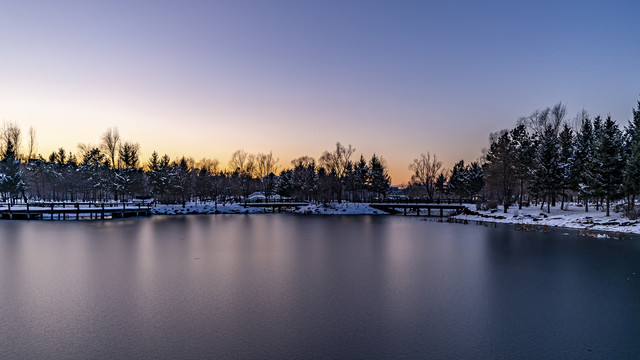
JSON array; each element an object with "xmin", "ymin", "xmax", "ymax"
[
  {"xmin": 369, "ymin": 203, "xmax": 467, "ymax": 217},
  {"xmin": 0, "ymin": 202, "xmax": 152, "ymax": 220}
]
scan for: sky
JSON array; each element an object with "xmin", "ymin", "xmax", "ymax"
[{"xmin": 1, "ymin": 0, "xmax": 639, "ymax": 184}]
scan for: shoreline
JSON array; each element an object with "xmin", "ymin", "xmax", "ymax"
[
  {"xmin": 451, "ymin": 204, "xmax": 640, "ymax": 236},
  {"xmin": 151, "ymin": 202, "xmax": 386, "ymax": 216},
  {"xmin": 2, "ymin": 201, "xmax": 640, "ymax": 236}
]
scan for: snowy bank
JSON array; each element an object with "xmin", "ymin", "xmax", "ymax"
[
  {"xmin": 151, "ymin": 202, "xmax": 386, "ymax": 216},
  {"xmin": 453, "ymin": 203, "xmax": 640, "ymax": 235}
]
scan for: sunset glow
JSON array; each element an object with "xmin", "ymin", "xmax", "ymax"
[{"xmin": 1, "ymin": 1, "xmax": 639, "ymax": 183}]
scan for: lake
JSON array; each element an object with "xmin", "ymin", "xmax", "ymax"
[{"xmin": 1, "ymin": 215, "xmax": 639, "ymax": 359}]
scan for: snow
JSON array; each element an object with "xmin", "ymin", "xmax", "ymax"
[
  {"xmin": 151, "ymin": 202, "xmax": 384, "ymax": 215},
  {"xmin": 453, "ymin": 203, "xmax": 640, "ymax": 235}
]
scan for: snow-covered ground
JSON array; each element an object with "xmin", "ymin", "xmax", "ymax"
[
  {"xmin": 152, "ymin": 202, "xmax": 385, "ymax": 215},
  {"xmin": 453, "ymin": 203, "xmax": 640, "ymax": 235}
]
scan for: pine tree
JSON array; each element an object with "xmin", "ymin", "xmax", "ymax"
[
  {"xmin": 484, "ymin": 130, "xmax": 516, "ymax": 212},
  {"xmin": 623, "ymin": 99, "xmax": 640, "ymax": 214},
  {"xmin": 573, "ymin": 117, "xmax": 595, "ymax": 211},
  {"xmin": 532, "ymin": 124, "xmax": 562, "ymax": 213},
  {"xmin": 369, "ymin": 154, "xmax": 390, "ymax": 200},
  {"xmin": 511, "ymin": 124, "xmax": 535, "ymax": 209},
  {"xmin": 448, "ymin": 160, "xmax": 467, "ymax": 201},
  {"xmin": 596, "ymin": 116, "xmax": 625, "ymax": 216},
  {"xmin": 353, "ymin": 155, "xmax": 370, "ymax": 202},
  {"xmin": 277, "ymin": 169, "xmax": 295, "ymax": 199},
  {"xmin": 558, "ymin": 123, "xmax": 574, "ymax": 210},
  {"xmin": 0, "ymin": 137, "xmax": 26, "ymax": 203},
  {"xmin": 434, "ymin": 173, "xmax": 448, "ymax": 199},
  {"xmin": 467, "ymin": 161, "xmax": 485, "ymax": 201}
]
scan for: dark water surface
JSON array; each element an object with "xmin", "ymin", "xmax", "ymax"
[{"xmin": 1, "ymin": 215, "xmax": 639, "ymax": 359}]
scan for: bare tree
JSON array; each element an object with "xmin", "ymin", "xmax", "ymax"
[
  {"xmin": 229, "ymin": 149, "xmax": 256, "ymax": 201},
  {"xmin": 198, "ymin": 158, "xmax": 220, "ymax": 173},
  {"xmin": 100, "ymin": 127, "xmax": 120, "ymax": 169},
  {"xmin": 570, "ymin": 108, "xmax": 589, "ymax": 132},
  {"xmin": 291, "ymin": 156, "xmax": 315, "ymax": 169},
  {"xmin": 408, "ymin": 152, "xmax": 442, "ymax": 201},
  {"xmin": 519, "ymin": 102, "xmax": 566, "ymax": 136},
  {"xmin": 228, "ymin": 149, "xmax": 256, "ymax": 176},
  {"xmin": 26, "ymin": 126, "xmax": 37, "ymax": 161},
  {"xmin": 319, "ymin": 142, "xmax": 355, "ymax": 178},
  {"xmin": 255, "ymin": 151, "xmax": 279, "ymax": 178}
]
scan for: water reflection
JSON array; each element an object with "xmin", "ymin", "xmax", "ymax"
[{"xmin": 0, "ymin": 216, "xmax": 639, "ymax": 359}]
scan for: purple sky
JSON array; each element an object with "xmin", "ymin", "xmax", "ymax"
[{"xmin": 1, "ymin": 0, "xmax": 639, "ymax": 184}]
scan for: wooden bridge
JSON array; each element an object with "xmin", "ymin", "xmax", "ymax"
[
  {"xmin": 0, "ymin": 202, "xmax": 152, "ymax": 220},
  {"xmin": 369, "ymin": 203, "xmax": 467, "ymax": 217}
]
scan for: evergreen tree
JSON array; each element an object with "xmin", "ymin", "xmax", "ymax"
[
  {"xmin": 434, "ymin": 173, "xmax": 448, "ymax": 199},
  {"xmin": 510, "ymin": 124, "xmax": 535, "ymax": 209},
  {"xmin": 369, "ymin": 154, "xmax": 390, "ymax": 200},
  {"xmin": 573, "ymin": 117, "xmax": 596, "ymax": 211},
  {"xmin": 447, "ymin": 160, "xmax": 467, "ymax": 201},
  {"xmin": 623, "ymin": 99, "xmax": 640, "ymax": 213},
  {"xmin": 277, "ymin": 169, "xmax": 295, "ymax": 199},
  {"xmin": 484, "ymin": 131, "xmax": 516, "ymax": 212},
  {"xmin": 596, "ymin": 116, "xmax": 625, "ymax": 216},
  {"xmin": 0, "ymin": 136, "xmax": 26, "ymax": 203},
  {"xmin": 353, "ymin": 155, "xmax": 370, "ymax": 201},
  {"xmin": 466, "ymin": 161, "xmax": 485, "ymax": 200},
  {"xmin": 532, "ymin": 123, "xmax": 562, "ymax": 213},
  {"xmin": 558, "ymin": 123, "xmax": 575, "ymax": 210},
  {"xmin": 0, "ymin": 156, "xmax": 26, "ymax": 203}
]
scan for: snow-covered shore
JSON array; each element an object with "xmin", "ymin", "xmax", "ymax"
[
  {"xmin": 151, "ymin": 202, "xmax": 385, "ymax": 215},
  {"xmin": 151, "ymin": 202, "xmax": 640, "ymax": 235},
  {"xmin": 453, "ymin": 203, "xmax": 640, "ymax": 235}
]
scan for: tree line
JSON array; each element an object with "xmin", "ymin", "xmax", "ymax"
[
  {"xmin": 1, "ymin": 97, "xmax": 639, "ymax": 218},
  {"xmin": 0, "ymin": 127, "xmax": 391, "ymax": 205},
  {"xmin": 482, "ymin": 100, "xmax": 640, "ymax": 217}
]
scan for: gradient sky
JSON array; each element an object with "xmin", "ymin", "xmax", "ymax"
[{"xmin": 1, "ymin": 0, "xmax": 639, "ymax": 184}]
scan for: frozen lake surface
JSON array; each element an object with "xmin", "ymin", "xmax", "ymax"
[{"xmin": 1, "ymin": 215, "xmax": 639, "ymax": 359}]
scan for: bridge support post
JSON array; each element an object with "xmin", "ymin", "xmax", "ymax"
[{"xmin": 440, "ymin": 208, "xmax": 443, "ymax": 217}]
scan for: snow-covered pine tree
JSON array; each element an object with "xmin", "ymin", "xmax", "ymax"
[
  {"xmin": 623, "ymin": 99, "xmax": 640, "ymax": 214},
  {"xmin": 484, "ymin": 130, "xmax": 516, "ymax": 212},
  {"xmin": 532, "ymin": 123, "xmax": 562, "ymax": 213},
  {"xmin": 573, "ymin": 117, "xmax": 595, "ymax": 211},
  {"xmin": 510, "ymin": 124, "xmax": 535, "ymax": 209},
  {"xmin": 0, "ymin": 135, "xmax": 26, "ymax": 203},
  {"xmin": 277, "ymin": 169, "xmax": 295, "ymax": 199},
  {"xmin": 558, "ymin": 123, "xmax": 575, "ymax": 210},
  {"xmin": 596, "ymin": 116, "xmax": 625, "ymax": 216}
]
